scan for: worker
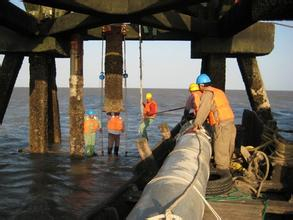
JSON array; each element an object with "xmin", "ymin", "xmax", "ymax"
[
  {"xmin": 107, "ymin": 112, "xmax": 125, "ymax": 156},
  {"xmin": 84, "ymin": 109, "xmax": 101, "ymax": 157},
  {"xmin": 139, "ymin": 92, "xmax": 158, "ymax": 140},
  {"xmin": 193, "ymin": 73, "xmax": 236, "ymax": 173},
  {"xmin": 183, "ymin": 83, "xmax": 202, "ymax": 121}
]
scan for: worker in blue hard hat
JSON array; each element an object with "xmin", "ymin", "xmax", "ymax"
[
  {"xmin": 193, "ymin": 73, "xmax": 236, "ymax": 173},
  {"xmin": 84, "ymin": 109, "xmax": 101, "ymax": 157},
  {"xmin": 139, "ymin": 92, "xmax": 158, "ymax": 140}
]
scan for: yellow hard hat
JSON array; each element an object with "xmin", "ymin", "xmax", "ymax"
[
  {"xmin": 146, "ymin": 92, "xmax": 152, "ymax": 100},
  {"xmin": 189, "ymin": 83, "xmax": 199, "ymax": 92}
]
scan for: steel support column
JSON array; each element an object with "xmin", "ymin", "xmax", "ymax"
[
  {"xmin": 201, "ymin": 54, "xmax": 226, "ymax": 91},
  {"xmin": 103, "ymin": 25, "xmax": 124, "ymax": 113},
  {"xmin": 69, "ymin": 34, "xmax": 84, "ymax": 156},
  {"xmin": 237, "ymin": 56, "xmax": 273, "ymax": 123},
  {"xmin": 29, "ymin": 55, "xmax": 49, "ymax": 153}
]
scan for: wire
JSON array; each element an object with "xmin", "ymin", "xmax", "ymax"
[
  {"xmin": 272, "ymin": 22, "xmax": 293, "ymax": 29},
  {"xmin": 139, "ymin": 25, "xmax": 144, "ymax": 120},
  {"xmin": 100, "ymin": 34, "xmax": 105, "ymax": 156},
  {"xmin": 123, "ymin": 34, "xmax": 128, "ymax": 156}
]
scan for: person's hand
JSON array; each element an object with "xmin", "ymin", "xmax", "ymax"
[{"xmin": 192, "ymin": 124, "xmax": 201, "ymax": 132}]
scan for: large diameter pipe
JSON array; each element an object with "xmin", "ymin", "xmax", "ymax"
[{"xmin": 127, "ymin": 131, "xmax": 212, "ymax": 220}]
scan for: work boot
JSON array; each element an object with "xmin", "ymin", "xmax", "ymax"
[{"xmin": 114, "ymin": 146, "xmax": 119, "ymax": 156}]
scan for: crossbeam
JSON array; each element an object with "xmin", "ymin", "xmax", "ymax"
[{"xmin": 0, "ymin": 1, "xmax": 39, "ymax": 35}]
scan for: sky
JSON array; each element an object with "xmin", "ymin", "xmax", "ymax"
[{"xmin": 1, "ymin": 1, "xmax": 293, "ymax": 90}]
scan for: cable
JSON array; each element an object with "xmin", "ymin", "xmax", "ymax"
[
  {"xmin": 272, "ymin": 22, "xmax": 293, "ymax": 29},
  {"xmin": 123, "ymin": 32, "xmax": 129, "ymax": 156},
  {"xmin": 99, "ymin": 33, "xmax": 105, "ymax": 156},
  {"xmin": 138, "ymin": 25, "xmax": 144, "ymax": 120}
]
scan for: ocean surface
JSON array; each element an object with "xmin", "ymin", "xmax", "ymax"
[{"xmin": 0, "ymin": 88, "xmax": 292, "ymax": 219}]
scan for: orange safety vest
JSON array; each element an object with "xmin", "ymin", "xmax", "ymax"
[
  {"xmin": 107, "ymin": 116, "xmax": 124, "ymax": 132},
  {"xmin": 204, "ymin": 86, "xmax": 234, "ymax": 125},
  {"xmin": 143, "ymin": 100, "xmax": 158, "ymax": 118},
  {"xmin": 191, "ymin": 91, "xmax": 202, "ymax": 113},
  {"xmin": 84, "ymin": 118, "xmax": 99, "ymax": 134}
]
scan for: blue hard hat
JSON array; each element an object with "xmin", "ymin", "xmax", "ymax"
[
  {"xmin": 196, "ymin": 73, "xmax": 211, "ymax": 84},
  {"xmin": 86, "ymin": 109, "xmax": 96, "ymax": 115}
]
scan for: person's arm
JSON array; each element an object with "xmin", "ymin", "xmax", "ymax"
[
  {"xmin": 193, "ymin": 91, "xmax": 213, "ymax": 128},
  {"xmin": 147, "ymin": 103, "xmax": 157, "ymax": 116}
]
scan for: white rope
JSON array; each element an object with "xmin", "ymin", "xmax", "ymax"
[
  {"xmin": 147, "ymin": 175, "xmax": 222, "ymax": 220},
  {"xmin": 123, "ymin": 34, "xmax": 128, "ymax": 156},
  {"xmin": 139, "ymin": 25, "xmax": 144, "ymax": 119}
]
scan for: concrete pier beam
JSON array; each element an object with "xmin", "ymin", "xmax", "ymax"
[
  {"xmin": 201, "ymin": 54, "xmax": 226, "ymax": 91},
  {"xmin": 29, "ymin": 55, "xmax": 49, "ymax": 153},
  {"xmin": 48, "ymin": 57, "xmax": 61, "ymax": 145},
  {"xmin": 103, "ymin": 25, "xmax": 124, "ymax": 113},
  {"xmin": 237, "ymin": 56, "xmax": 273, "ymax": 122},
  {"xmin": 69, "ymin": 34, "xmax": 84, "ymax": 156},
  {"xmin": 0, "ymin": 54, "xmax": 24, "ymax": 124}
]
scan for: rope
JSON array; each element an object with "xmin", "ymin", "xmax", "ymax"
[
  {"xmin": 147, "ymin": 132, "xmax": 221, "ymax": 220},
  {"xmin": 156, "ymin": 106, "xmax": 185, "ymax": 115},
  {"xmin": 123, "ymin": 34, "xmax": 128, "ymax": 156},
  {"xmin": 138, "ymin": 25, "xmax": 144, "ymax": 120},
  {"xmin": 99, "ymin": 35, "xmax": 105, "ymax": 156}
]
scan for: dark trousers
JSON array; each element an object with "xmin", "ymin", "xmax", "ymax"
[{"xmin": 108, "ymin": 133, "xmax": 120, "ymax": 155}]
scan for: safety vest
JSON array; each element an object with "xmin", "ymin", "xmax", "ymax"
[
  {"xmin": 143, "ymin": 100, "xmax": 158, "ymax": 118},
  {"xmin": 204, "ymin": 86, "xmax": 234, "ymax": 125},
  {"xmin": 107, "ymin": 116, "xmax": 124, "ymax": 132},
  {"xmin": 84, "ymin": 118, "xmax": 99, "ymax": 134},
  {"xmin": 191, "ymin": 91, "xmax": 202, "ymax": 113}
]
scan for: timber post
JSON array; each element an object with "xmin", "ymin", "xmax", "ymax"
[
  {"xmin": 103, "ymin": 24, "xmax": 124, "ymax": 113},
  {"xmin": 48, "ymin": 57, "xmax": 61, "ymax": 145},
  {"xmin": 29, "ymin": 54, "xmax": 49, "ymax": 153},
  {"xmin": 201, "ymin": 54, "xmax": 226, "ymax": 91},
  {"xmin": 69, "ymin": 34, "xmax": 84, "ymax": 156},
  {"xmin": 0, "ymin": 54, "xmax": 24, "ymax": 124},
  {"xmin": 237, "ymin": 56, "xmax": 274, "ymax": 123}
]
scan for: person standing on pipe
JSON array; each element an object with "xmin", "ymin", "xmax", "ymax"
[
  {"xmin": 139, "ymin": 92, "xmax": 158, "ymax": 140},
  {"xmin": 192, "ymin": 73, "xmax": 236, "ymax": 173},
  {"xmin": 183, "ymin": 83, "xmax": 202, "ymax": 121},
  {"xmin": 107, "ymin": 112, "xmax": 125, "ymax": 156}
]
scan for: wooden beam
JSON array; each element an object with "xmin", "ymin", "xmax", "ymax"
[
  {"xmin": 0, "ymin": 26, "xmax": 69, "ymax": 57},
  {"xmin": 0, "ymin": 55, "xmax": 24, "ymax": 124},
  {"xmin": 0, "ymin": 1, "xmax": 39, "ymax": 35}
]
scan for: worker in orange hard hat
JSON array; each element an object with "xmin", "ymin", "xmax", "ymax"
[
  {"xmin": 183, "ymin": 83, "xmax": 202, "ymax": 121},
  {"xmin": 193, "ymin": 73, "xmax": 236, "ymax": 173},
  {"xmin": 139, "ymin": 92, "xmax": 158, "ymax": 140}
]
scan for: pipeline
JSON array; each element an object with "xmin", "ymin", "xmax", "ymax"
[{"xmin": 127, "ymin": 128, "xmax": 212, "ymax": 220}]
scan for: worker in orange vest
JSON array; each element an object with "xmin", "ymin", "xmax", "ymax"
[
  {"xmin": 193, "ymin": 74, "xmax": 236, "ymax": 173},
  {"xmin": 183, "ymin": 83, "xmax": 202, "ymax": 121},
  {"xmin": 84, "ymin": 109, "xmax": 101, "ymax": 157},
  {"xmin": 139, "ymin": 92, "xmax": 158, "ymax": 140},
  {"xmin": 107, "ymin": 112, "xmax": 125, "ymax": 156}
]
